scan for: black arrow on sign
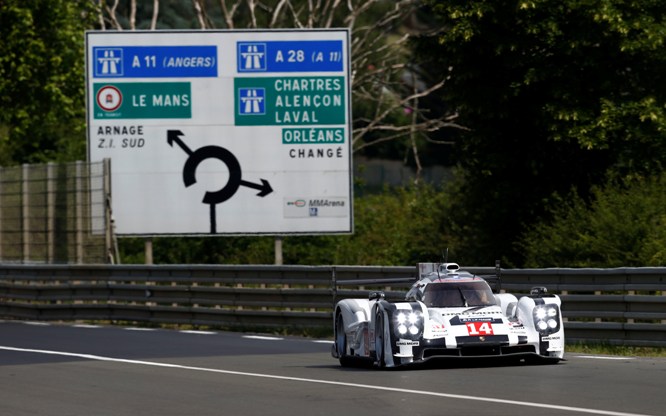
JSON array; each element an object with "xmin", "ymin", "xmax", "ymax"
[
  {"xmin": 240, "ymin": 178, "xmax": 273, "ymax": 197},
  {"xmin": 167, "ymin": 130, "xmax": 192, "ymax": 156},
  {"xmin": 167, "ymin": 129, "xmax": 274, "ymax": 233}
]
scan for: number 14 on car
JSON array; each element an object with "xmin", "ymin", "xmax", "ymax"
[{"xmin": 466, "ymin": 321, "xmax": 494, "ymax": 336}]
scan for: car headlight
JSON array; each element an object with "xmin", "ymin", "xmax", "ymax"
[
  {"xmin": 533, "ymin": 305, "xmax": 560, "ymax": 334},
  {"xmin": 535, "ymin": 308, "xmax": 547, "ymax": 320},
  {"xmin": 394, "ymin": 310, "xmax": 423, "ymax": 339}
]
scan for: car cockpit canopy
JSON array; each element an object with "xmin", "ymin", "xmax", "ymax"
[
  {"xmin": 406, "ymin": 262, "xmax": 497, "ymax": 307},
  {"xmin": 421, "ymin": 280, "xmax": 496, "ymax": 307}
]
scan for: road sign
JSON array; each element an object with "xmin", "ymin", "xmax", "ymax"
[{"xmin": 86, "ymin": 30, "xmax": 352, "ymax": 236}]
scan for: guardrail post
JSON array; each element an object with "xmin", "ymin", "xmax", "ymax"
[
  {"xmin": 22, "ymin": 164, "xmax": 29, "ymax": 263},
  {"xmin": 75, "ymin": 161, "xmax": 83, "ymax": 264},
  {"xmin": 47, "ymin": 162, "xmax": 55, "ymax": 263},
  {"xmin": 331, "ymin": 266, "xmax": 337, "ymax": 306},
  {"xmin": 0, "ymin": 168, "xmax": 3, "ymax": 260},
  {"xmin": 274, "ymin": 236, "xmax": 283, "ymax": 265},
  {"xmin": 145, "ymin": 238, "xmax": 153, "ymax": 265}
]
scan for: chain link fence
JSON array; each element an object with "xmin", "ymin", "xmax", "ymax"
[{"xmin": 0, "ymin": 160, "xmax": 113, "ymax": 264}]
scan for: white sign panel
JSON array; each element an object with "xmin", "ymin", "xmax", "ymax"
[{"xmin": 86, "ymin": 30, "xmax": 352, "ymax": 235}]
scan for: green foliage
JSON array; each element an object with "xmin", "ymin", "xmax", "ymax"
[
  {"xmin": 429, "ymin": 0, "xmax": 666, "ymax": 159},
  {"xmin": 97, "ymin": 1, "xmax": 444, "ymax": 167},
  {"xmin": 118, "ymin": 235, "xmax": 275, "ymax": 265},
  {"xmin": 414, "ymin": 0, "xmax": 666, "ymax": 265},
  {"xmin": 566, "ymin": 343, "xmax": 666, "ymax": 358},
  {"xmin": 118, "ymin": 183, "xmax": 453, "ymax": 265},
  {"xmin": 7, "ymin": 0, "xmax": 666, "ymax": 268},
  {"xmin": 291, "ymin": 183, "xmax": 452, "ymax": 265},
  {"xmin": 521, "ymin": 173, "xmax": 666, "ymax": 267},
  {"xmin": 0, "ymin": 0, "xmax": 97, "ymax": 165}
]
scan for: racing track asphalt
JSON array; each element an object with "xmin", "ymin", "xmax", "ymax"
[{"xmin": 0, "ymin": 321, "xmax": 664, "ymax": 416}]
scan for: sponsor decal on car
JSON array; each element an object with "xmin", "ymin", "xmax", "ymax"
[
  {"xmin": 541, "ymin": 335, "xmax": 561, "ymax": 341},
  {"xmin": 396, "ymin": 340, "xmax": 419, "ymax": 346},
  {"xmin": 459, "ymin": 317, "xmax": 494, "ymax": 322}
]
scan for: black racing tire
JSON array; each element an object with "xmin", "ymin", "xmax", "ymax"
[
  {"xmin": 335, "ymin": 313, "xmax": 354, "ymax": 367},
  {"xmin": 374, "ymin": 309, "xmax": 386, "ymax": 368}
]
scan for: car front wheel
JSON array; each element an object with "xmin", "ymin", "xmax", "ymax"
[{"xmin": 374, "ymin": 310, "xmax": 386, "ymax": 367}]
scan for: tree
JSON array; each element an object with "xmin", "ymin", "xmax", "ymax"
[
  {"xmin": 521, "ymin": 174, "xmax": 666, "ymax": 267},
  {"xmin": 414, "ymin": 0, "xmax": 666, "ymax": 265},
  {"xmin": 120, "ymin": 182, "xmax": 453, "ymax": 265},
  {"xmin": 295, "ymin": 183, "xmax": 452, "ymax": 265},
  {"xmin": 0, "ymin": 0, "xmax": 97, "ymax": 165},
  {"xmin": 98, "ymin": 0, "xmax": 465, "ymax": 173}
]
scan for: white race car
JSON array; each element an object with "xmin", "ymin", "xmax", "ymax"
[{"xmin": 332, "ymin": 262, "xmax": 565, "ymax": 367}]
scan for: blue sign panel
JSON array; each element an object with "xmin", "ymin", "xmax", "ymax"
[
  {"xmin": 93, "ymin": 46, "xmax": 217, "ymax": 78},
  {"xmin": 238, "ymin": 88, "xmax": 266, "ymax": 115},
  {"xmin": 237, "ymin": 41, "xmax": 343, "ymax": 73}
]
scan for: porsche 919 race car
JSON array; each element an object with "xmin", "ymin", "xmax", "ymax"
[{"xmin": 332, "ymin": 262, "xmax": 564, "ymax": 367}]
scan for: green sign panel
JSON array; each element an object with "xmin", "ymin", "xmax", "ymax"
[
  {"xmin": 234, "ymin": 77, "xmax": 345, "ymax": 126},
  {"xmin": 282, "ymin": 127, "xmax": 345, "ymax": 144},
  {"xmin": 93, "ymin": 82, "xmax": 191, "ymax": 119}
]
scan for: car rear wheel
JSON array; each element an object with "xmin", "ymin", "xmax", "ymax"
[
  {"xmin": 336, "ymin": 313, "xmax": 354, "ymax": 367},
  {"xmin": 374, "ymin": 310, "xmax": 386, "ymax": 367}
]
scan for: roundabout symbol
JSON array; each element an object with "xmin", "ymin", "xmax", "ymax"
[{"xmin": 167, "ymin": 130, "xmax": 273, "ymax": 233}]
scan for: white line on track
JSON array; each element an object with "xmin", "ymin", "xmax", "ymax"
[
  {"xmin": 242, "ymin": 335, "xmax": 284, "ymax": 341},
  {"xmin": 574, "ymin": 355, "xmax": 636, "ymax": 361},
  {"xmin": 124, "ymin": 327, "xmax": 159, "ymax": 332},
  {"xmin": 179, "ymin": 330, "xmax": 217, "ymax": 335},
  {"xmin": 0, "ymin": 345, "xmax": 654, "ymax": 416}
]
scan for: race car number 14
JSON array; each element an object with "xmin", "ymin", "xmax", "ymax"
[{"xmin": 466, "ymin": 322, "xmax": 494, "ymax": 336}]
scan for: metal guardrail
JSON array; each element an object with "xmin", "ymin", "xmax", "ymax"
[
  {"xmin": 0, "ymin": 264, "xmax": 664, "ymax": 347},
  {"xmin": 501, "ymin": 268, "xmax": 666, "ymax": 348}
]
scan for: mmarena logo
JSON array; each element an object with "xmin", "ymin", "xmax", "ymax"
[{"xmin": 286, "ymin": 199, "xmax": 306, "ymax": 208}]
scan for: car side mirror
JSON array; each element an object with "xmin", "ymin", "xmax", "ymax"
[
  {"xmin": 369, "ymin": 291, "xmax": 385, "ymax": 301},
  {"xmin": 530, "ymin": 286, "xmax": 548, "ymax": 296}
]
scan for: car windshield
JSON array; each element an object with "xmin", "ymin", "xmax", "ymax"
[{"xmin": 422, "ymin": 281, "xmax": 495, "ymax": 307}]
